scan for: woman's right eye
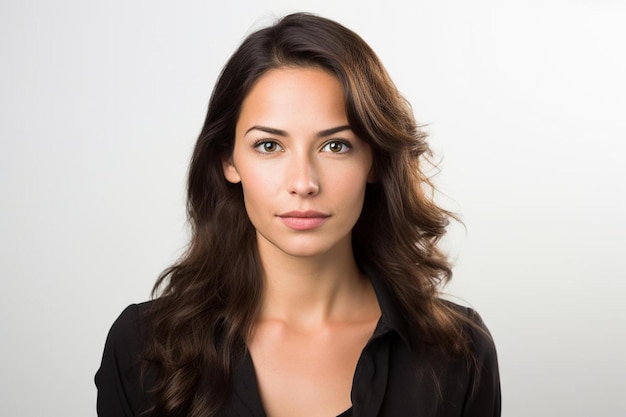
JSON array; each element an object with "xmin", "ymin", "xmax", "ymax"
[{"xmin": 254, "ymin": 141, "xmax": 283, "ymax": 153}]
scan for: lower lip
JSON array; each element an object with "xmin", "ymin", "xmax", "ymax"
[{"xmin": 279, "ymin": 216, "xmax": 328, "ymax": 230}]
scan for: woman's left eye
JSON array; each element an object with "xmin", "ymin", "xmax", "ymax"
[{"xmin": 322, "ymin": 141, "xmax": 351, "ymax": 154}]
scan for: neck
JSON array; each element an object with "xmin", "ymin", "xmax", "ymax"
[{"xmin": 256, "ymin": 236, "xmax": 368, "ymax": 328}]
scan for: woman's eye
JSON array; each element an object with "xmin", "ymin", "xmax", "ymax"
[
  {"xmin": 322, "ymin": 141, "xmax": 351, "ymax": 154},
  {"xmin": 254, "ymin": 141, "xmax": 282, "ymax": 153}
]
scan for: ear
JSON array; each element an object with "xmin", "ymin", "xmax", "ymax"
[{"xmin": 222, "ymin": 157, "xmax": 241, "ymax": 184}]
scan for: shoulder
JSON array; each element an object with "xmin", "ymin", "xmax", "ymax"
[
  {"xmin": 441, "ymin": 300, "xmax": 502, "ymax": 416},
  {"xmin": 95, "ymin": 301, "xmax": 155, "ymax": 416},
  {"xmin": 442, "ymin": 300, "xmax": 498, "ymax": 360},
  {"xmin": 374, "ymin": 298, "xmax": 501, "ymax": 415},
  {"xmin": 99, "ymin": 301, "xmax": 154, "ymax": 370},
  {"xmin": 101, "ymin": 302, "xmax": 153, "ymax": 358},
  {"xmin": 106, "ymin": 301, "xmax": 153, "ymax": 341}
]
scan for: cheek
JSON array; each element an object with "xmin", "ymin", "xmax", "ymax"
[
  {"xmin": 238, "ymin": 167, "xmax": 280, "ymax": 212},
  {"xmin": 330, "ymin": 170, "xmax": 369, "ymax": 211}
]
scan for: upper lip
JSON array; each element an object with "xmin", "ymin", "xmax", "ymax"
[{"xmin": 277, "ymin": 210, "xmax": 330, "ymax": 218}]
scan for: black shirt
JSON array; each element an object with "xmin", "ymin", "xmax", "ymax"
[{"xmin": 96, "ymin": 270, "xmax": 501, "ymax": 416}]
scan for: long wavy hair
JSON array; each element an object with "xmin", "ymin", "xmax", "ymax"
[{"xmin": 144, "ymin": 12, "xmax": 471, "ymax": 417}]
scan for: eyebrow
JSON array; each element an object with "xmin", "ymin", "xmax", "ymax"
[{"xmin": 245, "ymin": 125, "xmax": 351, "ymax": 138}]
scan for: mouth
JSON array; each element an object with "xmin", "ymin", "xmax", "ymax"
[
  {"xmin": 277, "ymin": 211, "xmax": 330, "ymax": 230},
  {"xmin": 278, "ymin": 210, "xmax": 331, "ymax": 218}
]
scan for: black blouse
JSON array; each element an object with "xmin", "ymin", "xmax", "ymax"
[{"xmin": 96, "ymin": 269, "xmax": 501, "ymax": 416}]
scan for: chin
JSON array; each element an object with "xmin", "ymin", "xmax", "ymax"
[
  {"xmin": 262, "ymin": 242, "xmax": 340, "ymax": 258},
  {"xmin": 257, "ymin": 233, "xmax": 350, "ymax": 260},
  {"xmin": 278, "ymin": 243, "xmax": 336, "ymax": 259}
]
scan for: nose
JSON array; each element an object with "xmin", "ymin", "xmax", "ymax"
[{"xmin": 288, "ymin": 153, "xmax": 320, "ymax": 197}]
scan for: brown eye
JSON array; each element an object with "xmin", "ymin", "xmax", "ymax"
[
  {"xmin": 254, "ymin": 141, "xmax": 283, "ymax": 153},
  {"xmin": 322, "ymin": 141, "xmax": 351, "ymax": 154}
]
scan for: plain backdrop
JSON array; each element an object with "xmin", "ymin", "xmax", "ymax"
[{"xmin": 1, "ymin": 0, "xmax": 625, "ymax": 416}]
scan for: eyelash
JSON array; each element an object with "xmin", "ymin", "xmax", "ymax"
[
  {"xmin": 322, "ymin": 140, "xmax": 352, "ymax": 154},
  {"xmin": 253, "ymin": 140, "xmax": 283, "ymax": 153},
  {"xmin": 252, "ymin": 139, "xmax": 352, "ymax": 154}
]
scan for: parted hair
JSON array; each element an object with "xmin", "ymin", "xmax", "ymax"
[{"xmin": 144, "ymin": 12, "xmax": 471, "ymax": 417}]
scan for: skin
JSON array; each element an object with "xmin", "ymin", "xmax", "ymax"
[{"xmin": 223, "ymin": 67, "xmax": 381, "ymax": 417}]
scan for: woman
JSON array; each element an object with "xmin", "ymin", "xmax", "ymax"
[{"xmin": 96, "ymin": 12, "xmax": 501, "ymax": 417}]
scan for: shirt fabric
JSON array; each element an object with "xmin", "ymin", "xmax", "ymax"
[{"xmin": 96, "ymin": 267, "xmax": 501, "ymax": 416}]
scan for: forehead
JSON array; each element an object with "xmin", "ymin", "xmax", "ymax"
[
  {"xmin": 249, "ymin": 66, "xmax": 342, "ymax": 95},
  {"xmin": 236, "ymin": 67, "xmax": 348, "ymax": 132}
]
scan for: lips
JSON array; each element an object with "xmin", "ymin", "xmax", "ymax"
[{"xmin": 277, "ymin": 210, "xmax": 330, "ymax": 230}]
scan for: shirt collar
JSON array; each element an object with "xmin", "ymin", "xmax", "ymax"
[{"xmin": 359, "ymin": 261, "xmax": 414, "ymax": 349}]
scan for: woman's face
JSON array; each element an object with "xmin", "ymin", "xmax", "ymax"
[{"xmin": 223, "ymin": 67, "xmax": 374, "ymax": 259}]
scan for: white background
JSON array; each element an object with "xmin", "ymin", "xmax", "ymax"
[{"xmin": 1, "ymin": 0, "xmax": 625, "ymax": 416}]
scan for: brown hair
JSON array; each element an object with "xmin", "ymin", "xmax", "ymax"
[{"xmin": 144, "ymin": 12, "xmax": 470, "ymax": 417}]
